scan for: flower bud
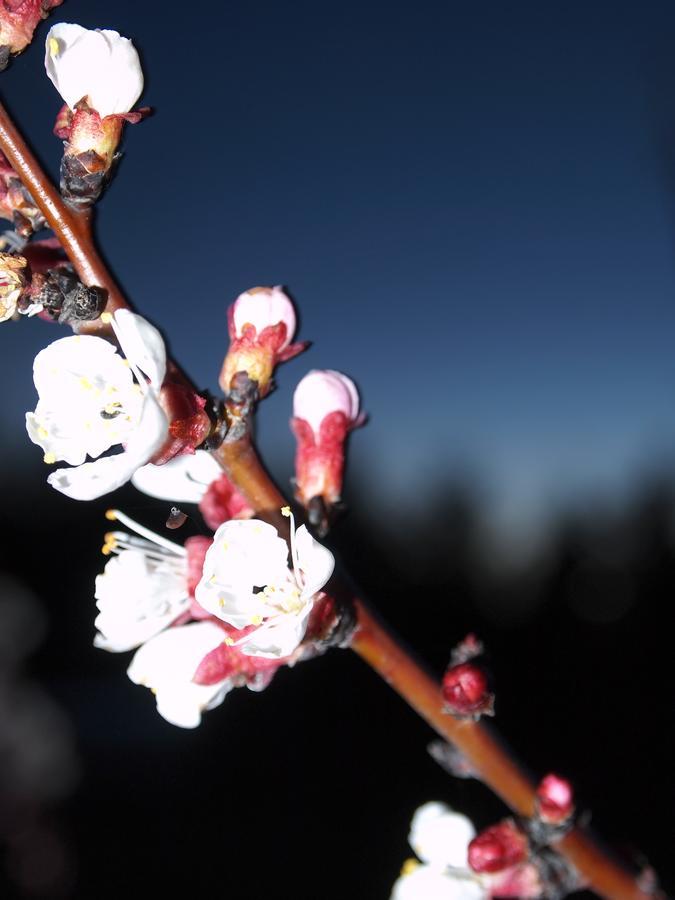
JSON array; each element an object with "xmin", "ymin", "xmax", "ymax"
[
  {"xmin": 219, "ymin": 286, "xmax": 307, "ymax": 398},
  {"xmin": 441, "ymin": 661, "xmax": 493, "ymax": 718},
  {"xmin": 0, "ymin": 252, "xmax": 27, "ymax": 323},
  {"xmin": 45, "ymin": 25, "xmax": 149, "ymax": 206},
  {"xmin": 468, "ymin": 820, "xmax": 528, "ymax": 874},
  {"xmin": 198, "ymin": 472, "xmax": 254, "ymax": 531},
  {"xmin": 535, "ymin": 774, "xmax": 574, "ymax": 825},
  {"xmin": 0, "ymin": 0, "xmax": 62, "ymax": 69},
  {"xmin": 1, "ymin": 150, "xmax": 46, "ymax": 236},
  {"xmin": 290, "ymin": 369, "xmax": 362, "ymax": 528}
]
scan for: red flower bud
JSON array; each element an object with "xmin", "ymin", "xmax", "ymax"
[
  {"xmin": 536, "ymin": 774, "xmax": 574, "ymax": 824},
  {"xmin": 468, "ymin": 820, "xmax": 528, "ymax": 874},
  {"xmin": 441, "ymin": 661, "xmax": 493, "ymax": 717}
]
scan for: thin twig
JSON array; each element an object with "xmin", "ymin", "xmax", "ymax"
[{"xmin": 0, "ymin": 95, "xmax": 659, "ymax": 900}]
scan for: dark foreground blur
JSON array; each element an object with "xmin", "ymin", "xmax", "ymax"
[{"xmin": 0, "ymin": 470, "xmax": 673, "ymax": 899}]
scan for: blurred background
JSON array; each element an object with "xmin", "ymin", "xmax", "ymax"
[{"xmin": 1, "ymin": 1, "xmax": 674, "ymax": 896}]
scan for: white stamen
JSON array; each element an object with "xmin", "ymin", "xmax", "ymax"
[{"xmin": 107, "ymin": 509, "xmax": 186, "ymax": 556}]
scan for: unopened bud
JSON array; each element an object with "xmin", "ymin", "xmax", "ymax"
[
  {"xmin": 0, "ymin": 252, "xmax": 27, "ymax": 323},
  {"xmin": 536, "ymin": 774, "xmax": 574, "ymax": 825},
  {"xmin": 442, "ymin": 661, "xmax": 493, "ymax": 718},
  {"xmin": 468, "ymin": 820, "xmax": 528, "ymax": 874},
  {"xmin": 219, "ymin": 286, "xmax": 307, "ymax": 397},
  {"xmin": 291, "ymin": 369, "xmax": 363, "ymax": 531},
  {"xmin": 45, "ymin": 25, "xmax": 149, "ymax": 206}
]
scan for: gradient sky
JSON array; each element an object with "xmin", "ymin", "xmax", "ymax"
[{"xmin": 3, "ymin": 1, "xmax": 675, "ymax": 546}]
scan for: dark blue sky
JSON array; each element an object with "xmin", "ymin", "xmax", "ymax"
[{"xmin": 4, "ymin": 1, "xmax": 675, "ymax": 548}]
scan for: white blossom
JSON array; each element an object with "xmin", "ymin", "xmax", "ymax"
[
  {"xmin": 26, "ymin": 310, "xmax": 168, "ymax": 500},
  {"xmin": 127, "ymin": 621, "xmax": 232, "ymax": 729},
  {"xmin": 195, "ymin": 510, "xmax": 334, "ymax": 659},
  {"xmin": 391, "ymin": 864, "xmax": 485, "ymax": 900},
  {"xmin": 132, "ymin": 449, "xmax": 222, "ymax": 504},
  {"xmin": 45, "ymin": 24, "xmax": 143, "ymax": 117},
  {"xmin": 390, "ymin": 803, "xmax": 485, "ymax": 900},
  {"xmin": 94, "ymin": 510, "xmax": 190, "ymax": 653}
]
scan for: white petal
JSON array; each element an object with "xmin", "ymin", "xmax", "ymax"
[
  {"xmin": 391, "ymin": 866, "xmax": 485, "ymax": 900},
  {"xmin": 47, "ymin": 392, "xmax": 167, "ymax": 500},
  {"xmin": 239, "ymin": 607, "xmax": 311, "ymax": 659},
  {"xmin": 131, "ymin": 450, "xmax": 221, "ymax": 503},
  {"xmin": 45, "ymin": 24, "xmax": 143, "ymax": 117},
  {"xmin": 409, "ymin": 803, "xmax": 476, "ymax": 870},
  {"xmin": 295, "ymin": 524, "xmax": 335, "ymax": 599},
  {"xmin": 127, "ymin": 622, "xmax": 231, "ymax": 728},
  {"xmin": 113, "ymin": 310, "xmax": 166, "ymax": 387}
]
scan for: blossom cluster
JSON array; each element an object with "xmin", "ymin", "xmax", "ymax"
[{"xmin": 15, "ymin": 281, "xmax": 360, "ymax": 727}]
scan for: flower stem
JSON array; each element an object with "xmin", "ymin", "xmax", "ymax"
[{"xmin": 0, "ymin": 95, "xmax": 659, "ymax": 900}]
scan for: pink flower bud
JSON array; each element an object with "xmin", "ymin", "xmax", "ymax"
[
  {"xmin": 198, "ymin": 472, "xmax": 254, "ymax": 531},
  {"xmin": 219, "ymin": 286, "xmax": 307, "ymax": 397},
  {"xmin": 468, "ymin": 820, "xmax": 528, "ymax": 874},
  {"xmin": 291, "ymin": 370, "xmax": 362, "ymax": 522},
  {"xmin": 536, "ymin": 774, "xmax": 574, "ymax": 824},
  {"xmin": 441, "ymin": 661, "xmax": 493, "ymax": 718}
]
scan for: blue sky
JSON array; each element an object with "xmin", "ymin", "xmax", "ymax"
[{"xmin": 3, "ymin": 1, "xmax": 675, "ymax": 547}]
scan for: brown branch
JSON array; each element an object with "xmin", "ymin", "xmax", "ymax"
[{"xmin": 0, "ymin": 95, "xmax": 659, "ymax": 900}]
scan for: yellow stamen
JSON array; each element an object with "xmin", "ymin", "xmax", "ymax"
[
  {"xmin": 251, "ymin": 614, "xmax": 263, "ymax": 626},
  {"xmin": 79, "ymin": 376, "xmax": 93, "ymax": 390},
  {"xmin": 100, "ymin": 312, "xmax": 113, "ymax": 324},
  {"xmin": 43, "ymin": 451, "xmax": 56, "ymax": 464},
  {"xmin": 400, "ymin": 859, "xmax": 420, "ymax": 877},
  {"xmin": 105, "ymin": 509, "xmax": 118, "ymax": 521},
  {"xmin": 281, "ymin": 505, "xmax": 291, "ymax": 517},
  {"xmin": 224, "ymin": 637, "xmax": 234, "ymax": 646},
  {"xmin": 48, "ymin": 37, "xmax": 60, "ymax": 58},
  {"xmin": 37, "ymin": 426, "xmax": 49, "ymax": 440}
]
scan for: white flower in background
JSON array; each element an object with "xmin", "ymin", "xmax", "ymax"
[
  {"xmin": 95, "ymin": 510, "xmax": 190, "ymax": 653},
  {"xmin": 127, "ymin": 621, "xmax": 232, "ymax": 729},
  {"xmin": 45, "ymin": 24, "xmax": 143, "ymax": 117},
  {"xmin": 196, "ymin": 509, "xmax": 335, "ymax": 659},
  {"xmin": 132, "ymin": 450, "xmax": 222, "ymax": 504},
  {"xmin": 26, "ymin": 310, "xmax": 168, "ymax": 500},
  {"xmin": 391, "ymin": 803, "xmax": 485, "ymax": 900}
]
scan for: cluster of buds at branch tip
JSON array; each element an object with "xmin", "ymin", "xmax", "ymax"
[
  {"xmin": 45, "ymin": 24, "xmax": 150, "ymax": 207},
  {"xmin": 442, "ymin": 633, "xmax": 494, "ymax": 719},
  {"xmin": 219, "ymin": 286, "xmax": 308, "ymax": 401},
  {"xmin": 0, "ymin": 0, "xmax": 62, "ymax": 70},
  {"xmin": 1, "ymin": 149, "xmax": 46, "ymax": 236},
  {"xmin": 291, "ymin": 369, "xmax": 363, "ymax": 536}
]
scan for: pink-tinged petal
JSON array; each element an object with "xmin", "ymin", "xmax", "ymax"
[
  {"xmin": 231, "ymin": 285, "xmax": 296, "ymax": 346},
  {"xmin": 293, "ymin": 369, "xmax": 361, "ymax": 437}
]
